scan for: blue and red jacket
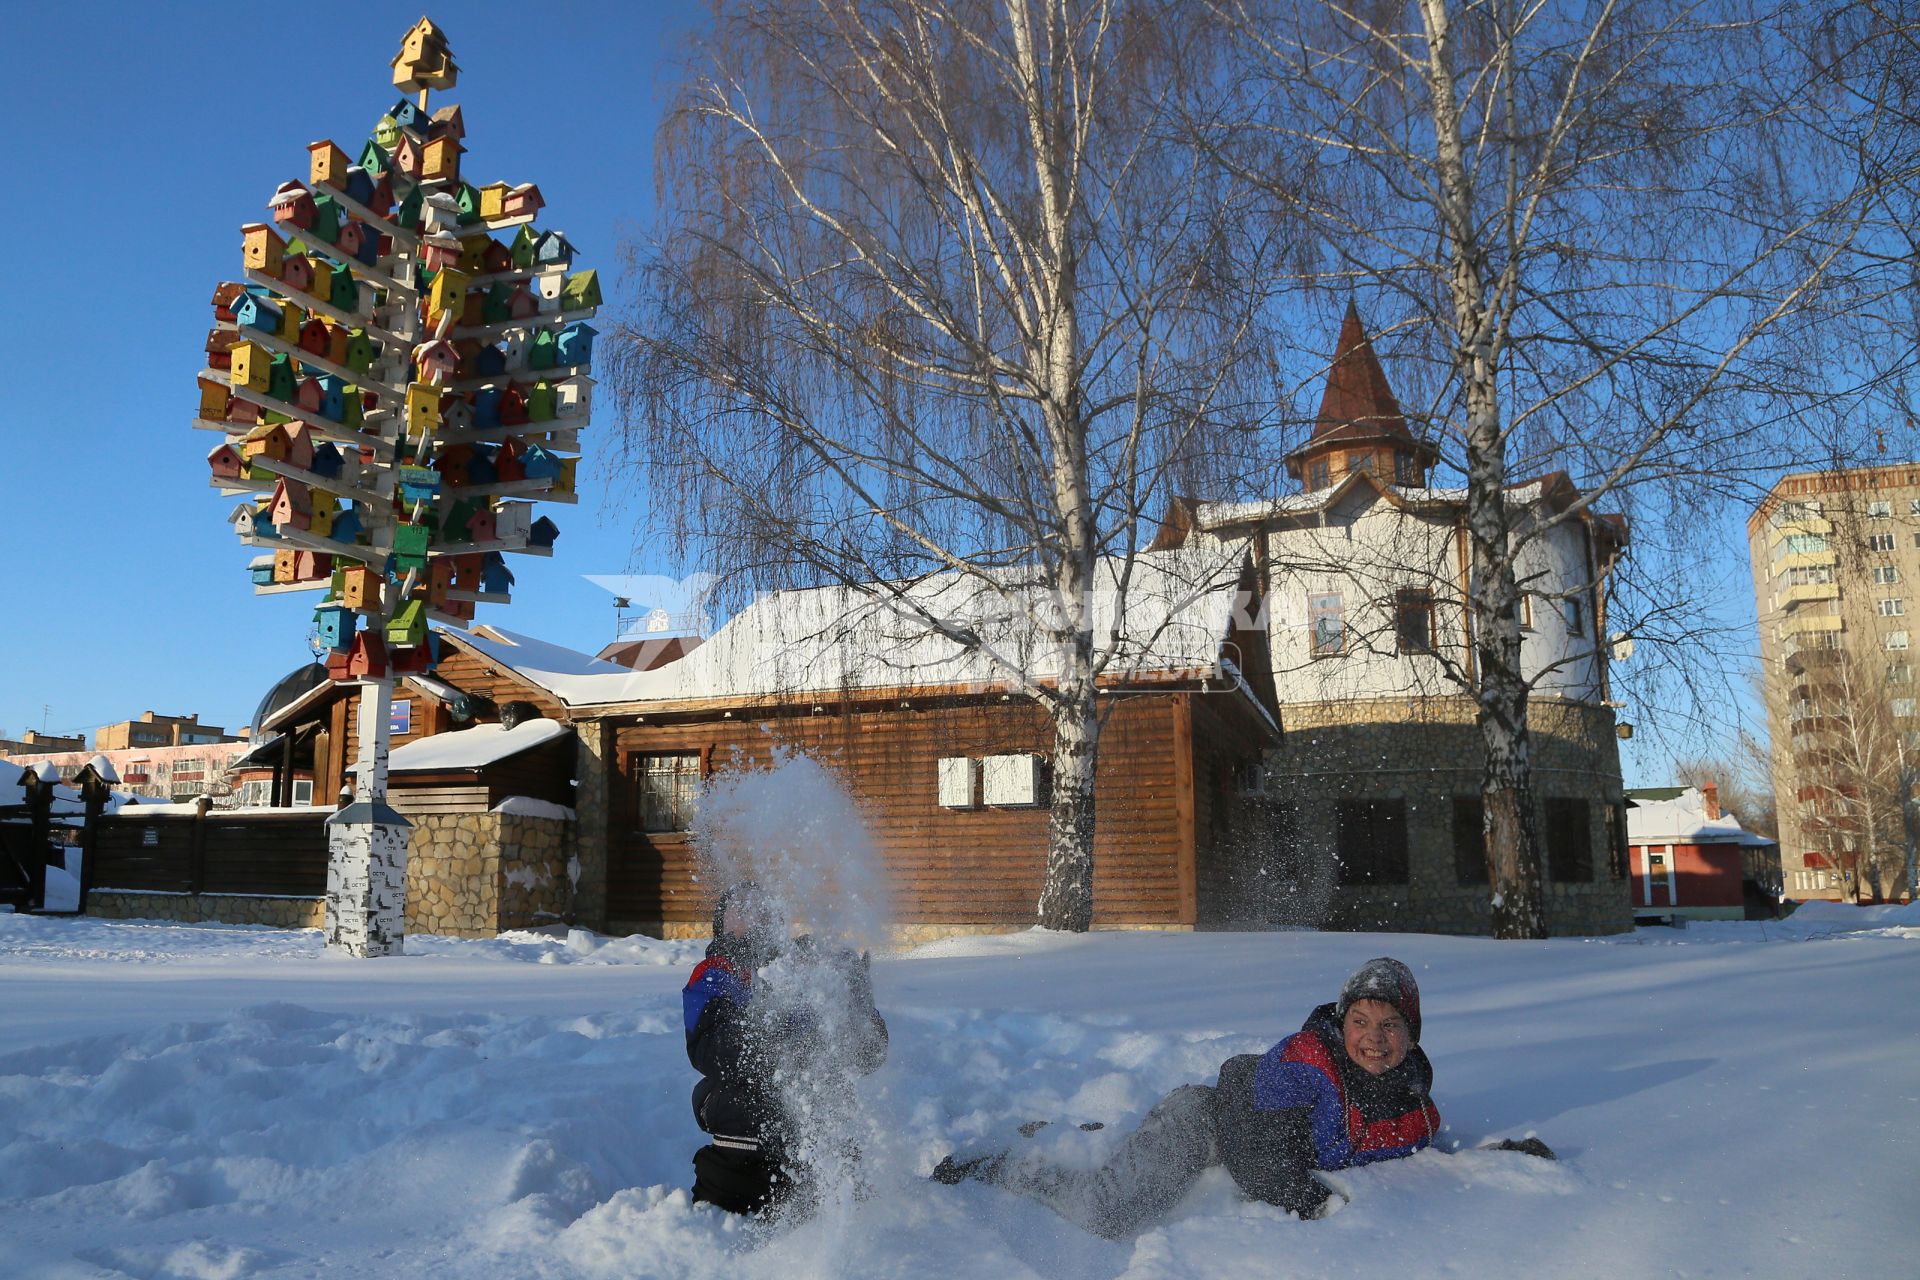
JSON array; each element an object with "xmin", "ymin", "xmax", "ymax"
[
  {"xmin": 1249, "ymin": 1002, "xmax": 1440, "ymax": 1170},
  {"xmin": 684, "ymin": 948, "xmax": 769, "ymax": 1150}
]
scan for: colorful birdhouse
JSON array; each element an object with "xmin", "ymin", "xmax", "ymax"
[
  {"xmin": 343, "ymin": 329, "xmax": 378, "ymax": 374},
  {"xmin": 242, "ymin": 422, "xmax": 290, "ymax": 463},
  {"xmin": 310, "ymin": 441, "xmax": 343, "ymax": 478},
  {"xmin": 482, "ymin": 241, "xmax": 513, "ymax": 276},
  {"xmin": 480, "ymin": 180, "xmax": 510, "ymax": 222},
  {"xmin": 270, "ymin": 477, "xmax": 312, "ymax": 531},
  {"xmin": 384, "ymin": 599, "xmax": 428, "ymax": 648},
  {"xmin": 337, "ymin": 384, "xmax": 365, "ymax": 430},
  {"xmin": 434, "ymin": 444, "xmax": 474, "ymax": 486},
  {"xmin": 493, "ymin": 439, "xmax": 526, "ymax": 483},
  {"xmin": 295, "ymin": 548, "xmax": 332, "ymax": 579},
  {"xmin": 520, "ymin": 443, "xmax": 561, "ymax": 480},
  {"xmin": 413, "ymin": 338, "xmax": 461, "ymax": 384},
  {"xmin": 317, "ymin": 375, "xmax": 347, "ymax": 421},
  {"xmin": 510, "ymin": 225, "xmax": 538, "ymax": 269},
  {"xmin": 533, "ymin": 231, "xmax": 575, "ymax": 266},
  {"xmin": 315, "ymin": 604, "xmax": 354, "ymax": 650},
  {"xmin": 473, "ymin": 386, "xmax": 502, "ymax": 429},
  {"xmin": 456, "ymin": 236, "xmax": 491, "ymax": 275},
  {"xmin": 270, "ymin": 181, "xmax": 316, "ymax": 230},
  {"xmin": 392, "ymin": 522, "xmax": 430, "ymax": 571},
  {"xmin": 527, "ymin": 381, "xmax": 556, "ymax": 423},
  {"xmin": 298, "ymin": 316, "xmax": 331, "ymax": 357},
  {"xmin": 340, "ymin": 161, "xmax": 375, "ymax": 204},
  {"xmin": 243, "ymin": 224, "xmax": 286, "ymax": 277},
  {"xmin": 232, "ymin": 292, "xmax": 282, "ymax": 334},
  {"xmin": 466, "ymin": 504, "xmax": 497, "ymax": 543},
  {"xmin": 207, "ymin": 442, "xmax": 245, "ymax": 480},
  {"xmin": 498, "ymin": 384, "xmax": 530, "ymax": 428},
  {"xmin": 528, "ymin": 328, "xmax": 556, "ymax": 371},
  {"xmin": 394, "ymin": 185, "xmax": 424, "ymax": 231},
  {"xmin": 390, "ymin": 96, "xmax": 422, "ymax": 131},
  {"xmin": 431, "ymin": 103, "xmax": 465, "ymax": 141},
  {"xmin": 341, "ymin": 564, "xmax": 379, "ymax": 610},
  {"xmin": 553, "ymin": 456, "xmax": 578, "ymax": 496},
  {"xmin": 455, "ymin": 184, "xmax": 482, "ymax": 224},
  {"xmin": 282, "ymin": 423, "xmax": 317, "ymax": 471},
  {"xmin": 560, "ymin": 270, "xmax": 602, "ymax": 311},
  {"xmin": 229, "ymin": 341, "xmax": 273, "ymax": 393},
  {"xmin": 359, "ymin": 137, "xmax": 390, "ymax": 176},
  {"xmin": 405, "ymin": 382, "xmax": 444, "ymax": 436},
  {"xmin": 466, "ymin": 446, "xmax": 497, "ymax": 485},
  {"xmin": 449, "ymin": 553, "xmax": 483, "ymax": 587},
  {"xmin": 324, "ymin": 323, "xmax": 350, "ymax": 366},
  {"xmin": 392, "ymin": 17, "xmax": 457, "ymax": 93},
  {"xmin": 501, "ymin": 329, "xmax": 530, "ymax": 366},
  {"xmin": 211, "ymin": 281, "xmax": 245, "ymax": 322},
  {"xmin": 441, "ymin": 396, "xmax": 475, "ymax": 432},
  {"xmin": 421, "ymin": 135, "xmax": 461, "ymax": 183},
  {"xmin": 421, "ymin": 231, "xmax": 462, "ymax": 273},
  {"xmin": 276, "ymin": 298, "xmax": 304, "ymax": 344},
  {"xmin": 454, "ymin": 338, "xmax": 481, "ymax": 374},
  {"xmin": 207, "ymin": 327, "xmax": 241, "ymax": 370},
  {"xmin": 344, "ymin": 632, "xmax": 390, "ymax": 679},
  {"xmin": 198, "ymin": 376, "xmax": 231, "ymax": 421},
  {"xmin": 279, "ymin": 255, "xmax": 315, "ymax": 296},
  {"xmin": 427, "ymin": 558, "xmax": 456, "ymax": 608},
  {"xmin": 427, "ymin": 266, "xmax": 470, "ymax": 327},
  {"xmin": 502, "ymin": 183, "xmax": 545, "ymax": 219},
  {"xmin": 307, "ymin": 193, "xmax": 342, "ymax": 245},
  {"xmin": 554, "ymin": 322, "xmax": 596, "ymax": 368},
  {"xmin": 334, "ymin": 507, "xmax": 366, "ymax": 546},
  {"xmin": 327, "ymin": 262, "xmax": 359, "ymax": 311},
  {"xmin": 335, "ymin": 221, "xmax": 368, "ymax": 261},
  {"xmin": 250, "ymin": 555, "xmax": 276, "ymax": 586},
  {"xmin": 398, "ymin": 465, "xmax": 441, "ymax": 505},
  {"xmin": 494, "ymin": 502, "xmax": 532, "ymax": 540},
  {"xmin": 456, "ymin": 287, "xmax": 484, "ymax": 329},
  {"xmin": 391, "ymin": 133, "xmax": 423, "ymax": 180},
  {"xmin": 506, "ymin": 283, "xmax": 540, "ymax": 321},
  {"xmin": 475, "ymin": 344, "xmax": 506, "ymax": 376},
  {"xmin": 231, "ymin": 502, "xmax": 269, "ymax": 540},
  {"xmin": 528, "ymin": 517, "xmax": 559, "ymax": 549},
  {"xmin": 267, "ymin": 354, "xmax": 297, "ymax": 404},
  {"xmin": 480, "ymin": 553, "xmax": 514, "ymax": 594},
  {"xmin": 273, "ymin": 548, "xmax": 299, "ymax": 584},
  {"xmin": 481, "ymin": 280, "xmax": 512, "ymax": 325},
  {"xmin": 309, "ymin": 140, "xmax": 349, "ymax": 189},
  {"xmin": 295, "ymin": 377, "xmax": 326, "ymax": 415}
]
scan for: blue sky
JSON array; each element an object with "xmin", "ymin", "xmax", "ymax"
[{"xmin": 0, "ymin": 1, "xmax": 1758, "ymax": 788}]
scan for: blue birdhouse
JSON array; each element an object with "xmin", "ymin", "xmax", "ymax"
[
  {"xmin": 233, "ymin": 293, "xmax": 282, "ymax": 333},
  {"xmin": 528, "ymin": 516, "xmax": 559, "ymax": 549},
  {"xmin": 398, "ymin": 465, "xmax": 442, "ymax": 505},
  {"xmin": 342, "ymin": 165, "xmax": 375, "ymax": 206},
  {"xmin": 310, "ymin": 441, "xmax": 343, "ymax": 478},
  {"xmin": 315, "ymin": 605, "xmax": 355, "ymax": 651},
  {"xmin": 389, "ymin": 98, "xmax": 422, "ymax": 130},
  {"xmin": 555, "ymin": 322, "xmax": 597, "ymax": 367},
  {"xmin": 533, "ymin": 231, "xmax": 576, "ymax": 265},
  {"xmin": 473, "ymin": 386, "xmax": 502, "ymax": 429},
  {"xmin": 466, "ymin": 445, "xmax": 498, "ymax": 485},
  {"xmin": 317, "ymin": 375, "xmax": 346, "ymax": 422},
  {"xmin": 479, "ymin": 552, "xmax": 514, "ymax": 594},
  {"xmin": 520, "ymin": 443, "xmax": 560, "ymax": 480},
  {"xmin": 249, "ymin": 556, "xmax": 276, "ymax": 586},
  {"xmin": 475, "ymin": 345, "xmax": 507, "ymax": 376},
  {"xmin": 330, "ymin": 507, "xmax": 364, "ymax": 544}
]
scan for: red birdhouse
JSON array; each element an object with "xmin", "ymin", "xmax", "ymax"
[
  {"xmin": 207, "ymin": 442, "xmax": 245, "ymax": 480},
  {"xmin": 329, "ymin": 632, "xmax": 390, "ymax": 680},
  {"xmin": 270, "ymin": 181, "xmax": 317, "ymax": 230},
  {"xmin": 494, "ymin": 439, "xmax": 526, "ymax": 483},
  {"xmin": 295, "ymin": 378, "xmax": 326, "ymax": 415},
  {"xmin": 502, "ymin": 183, "xmax": 544, "ymax": 218},
  {"xmin": 269, "ymin": 477, "xmax": 312, "ymax": 530},
  {"xmin": 282, "ymin": 423, "xmax": 316, "ymax": 471},
  {"xmin": 466, "ymin": 505, "xmax": 497, "ymax": 542},
  {"xmin": 206, "ymin": 328, "xmax": 240, "ymax": 370},
  {"xmin": 451, "ymin": 552, "xmax": 483, "ymax": 587},
  {"xmin": 294, "ymin": 550, "xmax": 333, "ymax": 580},
  {"xmin": 413, "ymin": 338, "xmax": 461, "ymax": 384},
  {"xmin": 506, "ymin": 283, "xmax": 540, "ymax": 320},
  {"xmin": 498, "ymin": 384, "xmax": 529, "ymax": 427},
  {"xmin": 211, "ymin": 281, "xmax": 245, "ymax": 323},
  {"xmin": 427, "ymin": 558, "xmax": 455, "ymax": 607},
  {"xmin": 299, "ymin": 317, "xmax": 332, "ymax": 357},
  {"xmin": 439, "ymin": 598, "xmax": 475, "ymax": 623},
  {"xmin": 434, "ymin": 444, "xmax": 475, "ymax": 486},
  {"xmin": 282, "ymin": 254, "xmax": 317, "ymax": 295},
  {"xmin": 481, "ymin": 241, "xmax": 513, "ymax": 275}
]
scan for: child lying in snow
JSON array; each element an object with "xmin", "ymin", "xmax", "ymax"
[{"xmin": 935, "ymin": 956, "xmax": 1549, "ymax": 1237}]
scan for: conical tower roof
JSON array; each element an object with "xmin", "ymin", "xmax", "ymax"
[{"xmin": 1286, "ymin": 302, "xmax": 1437, "ymax": 482}]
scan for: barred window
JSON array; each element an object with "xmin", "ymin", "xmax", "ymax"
[
  {"xmin": 1395, "ymin": 589, "xmax": 1435, "ymax": 655},
  {"xmin": 637, "ymin": 753, "xmax": 701, "ymax": 833},
  {"xmin": 1336, "ymin": 799, "xmax": 1408, "ymax": 885},
  {"xmin": 1544, "ymin": 798, "xmax": 1593, "ymax": 883},
  {"xmin": 1452, "ymin": 795, "xmax": 1488, "ymax": 885}
]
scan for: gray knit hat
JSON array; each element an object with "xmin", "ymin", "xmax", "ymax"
[{"xmin": 1336, "ymin": 957, "xmax": 1422, "ymax": 1042}]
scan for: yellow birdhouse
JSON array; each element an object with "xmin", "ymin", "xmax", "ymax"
[
  {"xmin": 478, "ymin": 183, "xmax": 509, "ymax": 221},
  {"xmin": 310, "ymin": 491, "xmax": 338, "ymax": 538},
  {"xmin": 325, "ymin": 323, "xmax": 350, "ymax": 366},
  {"xmin": 309, "ymin": 140, "xmax": 349, "ymax": 189},
  {"xmin": 342, "ymin": 565, "xmax": 379, "ymax": 611},
  {"xmin": 274, "ymin": 548, "xmax": 299, "ymax": 584},
  {"xmin": 230, "ymin": 341, "xmax": 273, "ymax": 393},
  {"xmin": 198, "ymin": 376, "xmax": 231, "ymax": 421},
  {"xmin": 553, "ymin": 456, "xmax": 578, "ymax": 496},
  {"xmin": 392, "ymin": 17, "xmax": 458, "ymax": 93},
  {"xmin": 456, "ymin": 236, "xmax": 490, "ymax": 275},
  {"xmin": 406, "ymin": 382, "xmax": 445, "ymax": 435},
  {"xmin": 242, "ymin": 223, "xmax": 286, "ymax": 278},
  {"xmin": 427, "ymin": 266, "xmax": 470, "ymax": 326},
  {"xmin": 278, "ymin": 300, "xmax": 304, "ymax": 344},
  {"xmin": 421, "ymin": 135, "xmax": 461, "ymax": 183}
]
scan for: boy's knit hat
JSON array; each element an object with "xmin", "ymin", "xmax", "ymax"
[{"xmin": 1336, "ymin": 957, "xmax": 1422, "ymax": 1042}]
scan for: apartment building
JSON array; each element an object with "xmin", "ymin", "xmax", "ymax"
[
  {"xmin": 95, "ymin": 712, "xmax": 243, "ymax": 751},
  {"xmin": 1749, "ymin": 463, "xmax": 1920, "ymax": 903}
]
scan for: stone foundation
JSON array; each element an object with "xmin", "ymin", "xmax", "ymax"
[
  {"xmin": 405, "ymin": 811, "xmax": 574, "ymax": 937},
  {"xmin": 1256, "ymin": 696, "xmax": 1634, "ymax": 937},
  {"xmin": 87, "ymin": 891, "xmax": 324, "ymax": 930},
  {"xmin": 604, "ymin": 919, "xmax": 1197, "ymax": 947}
]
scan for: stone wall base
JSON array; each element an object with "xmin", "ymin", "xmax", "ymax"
[
  {"xmin": 86, "ymin": 891, "xmax": 324, "ymax": 930},
  {"xmin": 606, "ymin": 920, "xmax": 1198, "ymax": 947}
]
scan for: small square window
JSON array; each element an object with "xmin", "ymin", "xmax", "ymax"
[
  {"xmin": 1868, "ymin": 533, "xmax": 1896, "ymax": 552},
  {"xmin": 1394, "ymin": 452, "xmax": 1420, "ymax": 486},
  {"xmin": 1309, "ymin": 593, "xmax": 1345, "ymax": 657},
  {"xmin": 1888, "ymin": 631, "xmax": 1910, "ymax": 652},
  {"xmin": 1891, "ymin": 698, "xmax": 1916, "ymax": 718},
  {"xmin": 1309, "ymin": 459, "xmax": 1330, "ymax": 490},
  {"xmin": 1868, "ymin": 500, "xmax": 1893, "ymax": 519},
  {"xmin": 1564, "ymin": 598, "xmax": 1586, "ymax": 637},
  {"xmin": 637, "ymin": 753, "xmax": 702, "ymax": 832},
  {"xmin": 1881, "ymin": 599, "xmax": 1906, "ymax": 617},
  {"xmin": 1875, "ymin": 566, "xmax": 1900, "ymax": 585},
  {"xmin": 1395, "ymin": 588, "xmax": 1435, "ymax": 655},
  {"xmin": 1909, "ymin": 499, "xmax": 1920, "ymax": 516}
]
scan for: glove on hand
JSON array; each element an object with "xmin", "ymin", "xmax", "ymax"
[{"xmin": 1485, "ymin": 1136, "xmax": 1556, "ymax": 1160}]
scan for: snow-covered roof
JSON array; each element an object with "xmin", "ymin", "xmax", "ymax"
[
  {"xmin": 457, "ymin": 547, "xmax": 1252, "ymax": 709},
  {"xmin": 1192, "ymin": 476, "xmax": 1560, "ymax": 531},
  {"xmin": 1627, "ymin": 787, "xmax": 1775, "ymax": 848},
  {"xmin": 365, "ymin": 718, "xmax": 570, "ymax": 774}
]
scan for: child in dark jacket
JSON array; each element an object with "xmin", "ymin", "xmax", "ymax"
[
  {"xmin": 684, "ymin": 882, "xmax": 888, "ymax": 1216},
  {"xmin": 934, "ymin": 957, "xmax": 1457, "ymax": 1237}
]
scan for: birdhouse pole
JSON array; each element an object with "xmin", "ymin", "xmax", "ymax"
[{"xmin": 195, "ymin": 17, "xmax": 595, "ymax": 956}]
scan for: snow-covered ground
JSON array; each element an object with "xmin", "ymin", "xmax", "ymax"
[{"xmin": 1, "ymin": 907, "xmax": 1914, "ymax": 1279}]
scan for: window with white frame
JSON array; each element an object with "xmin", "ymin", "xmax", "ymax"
[
  {"xmin": 1868, "ymin": 500, "xmax": 1893, "ymax": 519},
  {"xmin": 1309, "ymin": 593, "xmax": 1345, "ymax": 657},
  {"xmin": 1868, "ymin": 533, "xmax": 1896, "ymax": 552},
  {"xmin": 1888, "ymin": 631, "xmax": 1911, "ymax": 651},
  {"xmin": 1875, "ymin": 566, "xmax": 1901, "ymax": 585},
  {"xmin": 1893, "ymin": 699, "xmax": 1917, "ymax": 719},
  {"xmin": 1880, "ymin": 599, "xmax": 1905, "ymax": 616},
  {"xmin": 1888, "ymin": 663, "xmax": 1912, "ymax": 683},
  {"xmin": 1910, "ymin": 498, "xmax": 1920, "ymax": 516},
  {"xmin": 1518, "ymin": 595, "xmax": 1535, "ymax": 630}
]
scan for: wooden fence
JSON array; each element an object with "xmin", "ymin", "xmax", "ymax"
[{"xmin": 90, "ymin": 809, "xmax": 329, "ymax": 898}]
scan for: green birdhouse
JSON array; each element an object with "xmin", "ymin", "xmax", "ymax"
[
  {"xmin": 510, "ymin": 225, "xmax": 537, "ymax": 270},
  {"xmin": 385, "ymin": 599, "xmax": 428, "ymax": 648},
  {"xmin": 360, "ymin": 139, "xmax": 389, "ymax": 177},
  {"xmin": 559, "ymin": 269, "xmax": 601, "ymax": 311},
  {"xmin": 527, "ymin": 380, "xmax": 555, "ymax": 423},
  {"xmin": 393, "ymin": 522, "xmax": 430, "ymax": 571},
  {"xmin": 310, "ymin": 193, "xmax": 342, "ymax": 244},
  {"xmin": 529, "ymin": 328, "xmax": 556, "ymax": 371}
]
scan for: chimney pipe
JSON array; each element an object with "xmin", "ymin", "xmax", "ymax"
[{"xmin": 1701, "ymin": 781, "xmax": 1720, "ymax": 820}]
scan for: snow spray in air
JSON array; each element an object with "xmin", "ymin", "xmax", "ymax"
[{"xmin": 689, "ymin": 746, "xmax": 896, "ymax": 1233}]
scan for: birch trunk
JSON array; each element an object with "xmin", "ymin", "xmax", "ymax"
[
  {"xmin": 1419, "ymin": 0, "xmax": 1548, "ymax": 938},
  {"xmin": 1041, "ymin": 680, "xmax": 1100, "ymax": 930}
]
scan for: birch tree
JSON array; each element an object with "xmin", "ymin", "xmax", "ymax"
[
  {"xmin": 1206, "ymin": 0, "xmax": 1902, "ymax": 937},
  {"xmin": 613, "ymin": 0, "xmax": 1267, "ymax": 929}
]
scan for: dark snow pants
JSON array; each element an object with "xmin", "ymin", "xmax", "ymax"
[{"xmin": 983, "ymin": 1062, "xmax": 1326, "ymax": 1238}]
